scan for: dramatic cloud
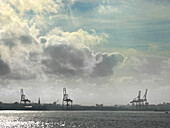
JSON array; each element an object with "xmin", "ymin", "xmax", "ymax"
[
  {"xmin": 0, "ymin": 0, "xmax": 169, "ymax": 105},
  {"xmin": 42, "ymin": 43, "xmax": 124, "ymax": 77}
]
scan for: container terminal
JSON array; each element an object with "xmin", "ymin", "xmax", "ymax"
[{"xmin": 0, "ymin": 88, "xmax": 170, "ymax": 111}]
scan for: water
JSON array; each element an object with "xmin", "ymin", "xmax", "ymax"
[{"xmin": 0, "ymin": 111, "xmax": 170, "ymax": 128}]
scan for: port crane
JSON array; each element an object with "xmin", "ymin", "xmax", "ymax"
[
  {"xmin": 62, "ymin": 88, "xmax": 73, "ymax": 109},
  {"xmin": 130, "ymin": 89, "xmax": 148, "ymax": 107},
  {"xmin": 20, "ymin": 89, "xmax": 31, "ymax": 104}
]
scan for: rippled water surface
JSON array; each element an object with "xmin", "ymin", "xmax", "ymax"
[{"xmin": 0, "ymin": 111, "xmax": 170, "ymax": 128}]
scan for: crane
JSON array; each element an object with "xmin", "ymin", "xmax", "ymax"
[
  {"xmin": 142, "ymin": 89, "xmax": 148, "ymax": 105},
  {"xmin": 62, "ymin": 88, "xmax": 73, "ymax": 109},
  {"xmin": 20, "ymin": 89, "xmax": 31, "ymax": 104},
  {"xmin": 130, "ymin": 91, "xmax": 142, "ymax": 104},
  {"xmin": 130, "ymin": 89, "xmax": 149, "ymax": 108}
]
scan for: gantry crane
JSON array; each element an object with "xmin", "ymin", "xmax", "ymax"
[
  {"xmin": 62, "ymin": 88, "xmax": 73, "ymax": 109},
  {"xmin": 20, "ymin": 89, "xmax": 31, "ymax": 104},
  {"xmin": 130, "ymin": 89, "xmax": 148, "ymax": 108},
  {"xmin": 130, "ymin": 90, "xmax": 142, "ymax": 106}
]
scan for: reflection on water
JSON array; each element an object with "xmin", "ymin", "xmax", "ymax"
[{"xmin": 0, "ymin": 111, "xmax": 170, "ymax": 128}]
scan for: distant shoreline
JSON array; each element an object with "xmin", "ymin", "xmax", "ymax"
[
  {"xmin": 0, "ymin": 103, "xmax": 170, "ymax": 111},
  {"xmin": 0, "ymin": 109, "xmax": 169, "ymax": 112}
]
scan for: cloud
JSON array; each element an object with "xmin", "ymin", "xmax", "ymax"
[
  {"xmin": 42, "ymin": 43, "xmax": 124, "ymax": 77},
  {"xmin": 8, "ymin": 0, "xmax": 61, "ymax": 14},
  {"xmin": 0, "ymin": 0, "xmax": 115, "ymax": 81},
  {"xmin": 113, "ymin": 48, "xmax": 170, "ymax": 87},
  {"xmin": 44, "ymin": 28, "xmax": 108, "ymax": 48},
  {"xmin": 42, "ymin": 44, "xmax": 93, "ymax": 76},
  {"xmin": 0, "ymin": 0, "xmax": 170, "ymax": 105},
  {"xmin": 97, "ymin": 5, "xmax": 121, "ymax": 15},
  {"xmin": 91, "ymin": 52, "xmax": 124, "ymax": 77},
  {"xmin": 0, "ymin": 22, "xmax": 123, "ymax": 81},
  {"xmin": 0, "ymin": 31, "xmax": 37, "ymax": 48},
  {"xmin": 0, "ymin": 1, "xmax": 20, "ymax": 29},
  {"xmin": 0, "ymin": 58, "xmax": 10, "ymax": 76}
]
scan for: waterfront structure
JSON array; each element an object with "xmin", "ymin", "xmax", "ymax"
[
  {"xmin": 130, "ymin": 89, "xmax": 149, "ymax": 109},
  {"xmin": 62, "ymin": 88, "xmax": 73, "ymax": 109},
  {"xmin": 20, "ymin": 89, "xmax": 31, "ymax": 104}
]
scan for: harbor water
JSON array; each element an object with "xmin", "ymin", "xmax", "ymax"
[{"xmin": 0, "ymin": 111, "xmax": 170, "ymax": 128}]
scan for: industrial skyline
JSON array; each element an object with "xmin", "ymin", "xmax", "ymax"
[
  {"xmin": 1, "ymin": 89, "xmax": 170, "ymax": 111},
  {"xmin": 0, "ymin": 88, "xmax": 170, "ymax": 111},
  {"xmin": 0, "ymin": 0, "xmax": 170, "ymax": 105}
]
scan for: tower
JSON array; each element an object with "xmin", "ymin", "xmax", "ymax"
[{"xmin": 38, "ymin": 97, "xmax": 40, "ymax": 105}]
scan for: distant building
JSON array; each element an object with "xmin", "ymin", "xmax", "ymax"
[{"xmin": 96, "ymin": 104, "xmax": 103, "ymax": 107}]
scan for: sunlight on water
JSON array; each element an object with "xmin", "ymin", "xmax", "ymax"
[
  {"xmin": 0, "ymin": 120, "xmax": 70, "ymax": 128},
  {"xmin": 0, "ymin": 111, "xmax": 170, "ymax": 128},
  {"xmin": 0, "ymin": 110, "xmax": 43, "ymax": 114}
]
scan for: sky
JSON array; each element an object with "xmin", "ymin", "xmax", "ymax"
[{"xmin": 0, "ymin": 0, "xmax": 170, "ymax": 105}]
